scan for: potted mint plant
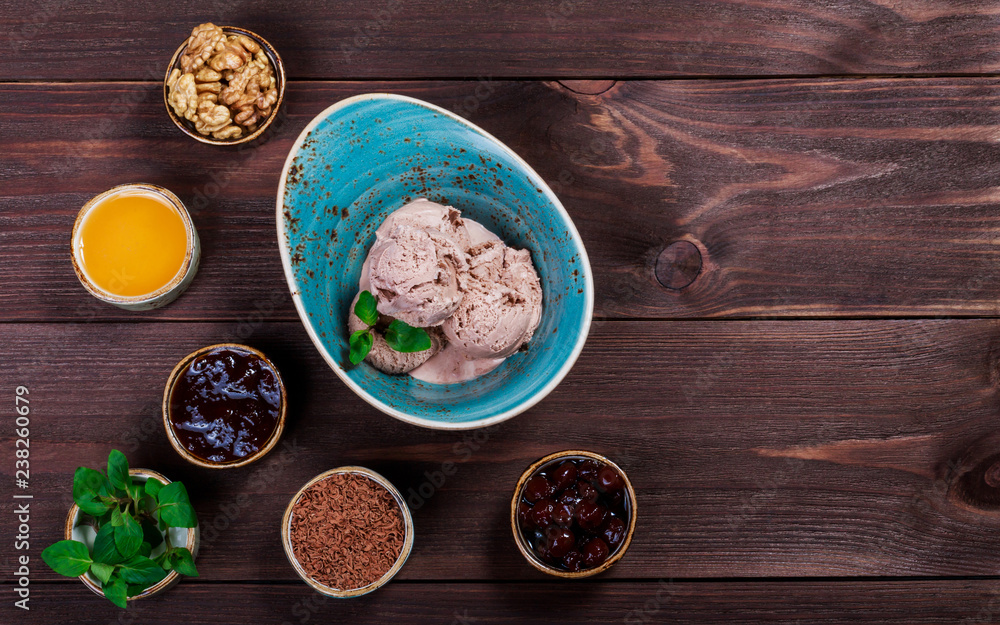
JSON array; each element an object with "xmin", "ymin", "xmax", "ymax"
[{"xmin": 41, "ymin": 450, "xmax": 200, "ymax": 608}]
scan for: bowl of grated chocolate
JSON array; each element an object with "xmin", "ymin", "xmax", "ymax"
[{"xmin": 281, "ymin": 466, "xmax": 413, "ymax": 598}]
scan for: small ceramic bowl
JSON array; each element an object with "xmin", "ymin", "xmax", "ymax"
[
  {"xmin": 163, "ymin": 26, "xmax": 285, "ymax": 145},
  {"xmin": 65, "ymin": 468, "xmax": 200, "ymax": 602},
  {"xmin": 71, "ymin": 183, "xmax": 200, "ymax": 311},
  {"xmin": 277, "ymin": 94, "xmax": 594, "ymax": 429},
  {"xmin": 162, "ymin": 343, "xmax": 287, "ymax": 469},
  {"xmin": 281, "ymin": 466, "xmax": 414, "ymax": 598},
  {"xmin": 511, "ymin": 450, "xmax": 637, "ymax": 578}
]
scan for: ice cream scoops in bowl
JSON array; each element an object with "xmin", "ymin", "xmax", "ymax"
[
  {"xmin": 349, "ymin": 199, "xmax": 545, "ymax": 382},
  {"xmin": 277, "ymin": 94, "xmax": 593, "ymax": 429}
]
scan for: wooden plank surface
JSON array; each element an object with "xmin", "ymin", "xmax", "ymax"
[
  {"xmin": 7, "ymin": 2, "xmax": 1000, "ymax": 622},
  {"xmin": 5, "ymin": 1, "xmax": 1000, "ymax": 80},
  {"xmin": 6, "ymin": 319, "xmax": 1000, "ymax": 581},
  {"xmin": 12, "ymin": 580, "xmax": 1000, "ymax": 625},
  {"xmin": 4, "ymin": 78, "xmax": 1000, "ymax": 322}
]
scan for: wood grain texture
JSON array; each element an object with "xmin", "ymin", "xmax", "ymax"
[
  {"xmin": 4, "ymin": 78, "xmax": 1000, "ymax": 321},
  {"xmin": 6, "ymin": 319, "xmax": 1000, "ymax": 580},
  {"xmin": 11, "ymin": 581, "xmax": 1000, "ymax": 625},
  {"xmin": 4, "ymin": 1, "xmax": 1000, "ymax": 80}
]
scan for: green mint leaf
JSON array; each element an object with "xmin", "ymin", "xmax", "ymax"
[
  {"xmin": 117, "ymin": 555, "xmax": 167, "ymax": 587},
  {"xmin": 110, "ymin": 508, "xmax": 124, "ymax": 527},
  {"xmin": 126, "ymin": 583, "xmax": 147, "ymax": 597},
  {"xmin": 138, "ymin": 541, "xmax": 152, "ymax": 558},
  {"xmin": 41, "ymin": 540, "xmax": 92, "ymax": 577},
  {"xmin": 126, "ymin": 483, "xmax": 143, "ymax": 504},
  {"xmin": 354, "ymin": 290, "xmax": 379, "ymax": 327},
  {"xmin": 169, "ymin": 547, "xmax": 199, "ymax": 577},
  {"xmin": 156, "ymin": 482, "xmax": 198, "ymax": 528},
  {"xmin": 140, "ymin": 518, "xmax": 163, "ymax": 550},
  {"xmin": 144, "ymin": 478, "xmax": 164, "ymax": 500},
  {"xmin": 114, "ymin": 513, "xmax": 142, "ymax": 559},
  {"xmin": 349, "ymin": 329, "xmax": 373, "ymax": 365},
  {"xmin": 73, "ymin": 466, "xmax": 107, "ymax": 500},
  {"xmin": 93, "ymin": 523, "xmax": 125, "ymax": 565},
  {"xmin": 76, "ymin": 496, "xmax": 112, "ymax": 518},
  {"xmin": 384, "ymin": 319, "xmax": 432, "ymax": 353},
  {"xmin": 73, "ymin": 467, "xmax": 112, "ymax": 516},
  {"xmin": 139, "ymin": 495, "xmax": 157, "ymax": 516},
  {"xmin": 107, "ymin": 450, "xmax": 130, "ymax": 492},
  {"xmin": 103, "ymin": 575, "xmax": 127, "ymax": 609},
  {"xmin": 91, "ymin": 562, "xmax": 114, "ymax": 585}
]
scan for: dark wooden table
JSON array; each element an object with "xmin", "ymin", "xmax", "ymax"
[{"xmin": 5, "ymin": 2, "xmax": 1000, "ymax": 623}]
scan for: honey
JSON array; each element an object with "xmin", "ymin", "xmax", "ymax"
[{"xmin": 76, "ymin": 191, "xmax": 188, "ymax": 297}]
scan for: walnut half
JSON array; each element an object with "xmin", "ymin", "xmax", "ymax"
[
  {"xmin": 166, "ymin": 69, "xmax": 199, "ymax": 122},
  {"xmin": 212, "ymin": 125, "xmax": 243, "ymax": 140},
  {"xmin": 193, "ymin": 98, "xmax": 232, "ymax": 136},
  {"xmin": 219, "ymin": 56, "xmax": 277, "ymax": 131},
  {"xmin": 179, "ymin": 23, "xmax": 226, "ymax": 73},
  {"xmin": 208, "ymin": 35, "xmax": 258, "ymax": 72}
]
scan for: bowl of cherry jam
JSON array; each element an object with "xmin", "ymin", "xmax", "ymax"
[
  {"xmin": 511, "ymin": 450, "xmax": 636, "ymax": 578},
  {"xmin": 163, "ymin": 343, "xmax": 287, "ymax": 469}
]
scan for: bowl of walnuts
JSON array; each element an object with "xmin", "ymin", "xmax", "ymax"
[{"xmin": 164, "ymin": 23, "xmax": 285, "ymax": 145}]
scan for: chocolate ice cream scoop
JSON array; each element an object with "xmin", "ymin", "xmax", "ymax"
[
  {"xmin": 368, "ymin": 224, "xmax": 469, "ymax": 327},
  {"xmin": 442, "ymin": 241, "xmax": 542, "ymax": 359},
  {"xmin": 374, "ymin": 198, "xmax": 471, "ymax": 251},
  {"xmin": 348, "ymin": 292, "xmax": 442, "ymax": 374}
]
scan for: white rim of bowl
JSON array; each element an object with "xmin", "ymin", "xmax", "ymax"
[{"xmin": 275, "ymin": 93, "xmax": 595, "ymax": 430}]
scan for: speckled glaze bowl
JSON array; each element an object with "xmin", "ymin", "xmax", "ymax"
[{"xmin": 276, "ymin": 94, "xmax": 593, "ymax": 429}]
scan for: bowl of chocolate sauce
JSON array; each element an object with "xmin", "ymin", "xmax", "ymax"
[{"xmin": 163, "ymin": 343, "xmax": 286, "ymax": 469}]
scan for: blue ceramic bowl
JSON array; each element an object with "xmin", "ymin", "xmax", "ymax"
[{"xmin": 277, "ymin": 94, "xmax": 593, "ymax": 429}]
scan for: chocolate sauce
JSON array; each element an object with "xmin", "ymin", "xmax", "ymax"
[{"xmin": 168, "ymin": 347, "xmax": 282, "ymax": 464}]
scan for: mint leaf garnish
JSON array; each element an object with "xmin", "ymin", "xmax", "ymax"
[
  {"xmin": 349, "ymin": 329, "xmax": 373, "ymax": 365},
  {"xmin": 93, "ymin": 522, "xmax": 125, "ymax": 565},
  {"xmin": 167, "ymin": 547, "xmax": 199, "ymax": 577},
  {"xmin": 117, "ymin": 555, "xmax": 167, "ymax": 587},
  {"xmin": 73, "ymin": 467, "xmax": 112, "ymax": 516},
  {"xmin": 114, "ymin": 513, "xmax": 142, "ymax": 559},
  {"xmin": 384, "ymin": 319, "xmax": 432, "ymax": 353},
  {"xmin": 355, "ymin": 290, "xmax": 379, "ymax": 327}
]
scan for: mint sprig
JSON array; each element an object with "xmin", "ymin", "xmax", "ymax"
[
  {"xmin": 385, "ymin": 319, "xmax": 433, "ymax": 352},
  {"xmin": 354, "ymin": 290, "xmax": 379, "ymax": 327},
  {"xmin": 349, "ymin": 290, "xmax": 431, "ymax": 365},
  {"xmin": 349, "ymin": 329, "xmax": 373, "ymax": 365},
  {"xmin": 41, "ymin": 450, "xmax": 199, "ymax": 609}
]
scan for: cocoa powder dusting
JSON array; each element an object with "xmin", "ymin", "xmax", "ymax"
[{"xmin": 289, "ymin": 473, "xmax": 405, "ymax": 590}]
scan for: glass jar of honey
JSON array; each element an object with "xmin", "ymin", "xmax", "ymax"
[{"xmin": 71, "ymin": 183, "xmax": 200, "ymax": 310}]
